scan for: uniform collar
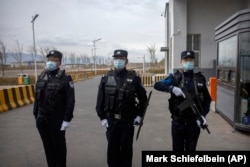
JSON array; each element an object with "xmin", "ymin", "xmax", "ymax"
[
  {"xmin": 183, "ymin": 70, "xmax": 194, "ymax": 77},
  {"xmin": 47, "ymin": 68, "xmax": 60, "ymax": 76},
  {"xmin": 114, "ymin": 68, "xmax": 127, "ymax": 76}
]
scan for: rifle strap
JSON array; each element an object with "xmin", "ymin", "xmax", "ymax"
[{"xmin": 193, "ymin": 75, "xmax": 204, "ymax": 116}]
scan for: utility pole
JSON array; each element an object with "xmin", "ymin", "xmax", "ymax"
[
  {"xmin": 92, "ymin": 38, "xmax": 101, "ymax": 75},
  {"xmin": 31, "ymin": 14, "xmax": 39, "ymax": 82}
]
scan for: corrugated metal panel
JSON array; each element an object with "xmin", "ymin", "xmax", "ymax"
[{"xmin": 216, "ymin": 85, "xmax": 235, "ymax": 122}]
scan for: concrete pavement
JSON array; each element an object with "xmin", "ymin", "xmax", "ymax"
[{"xmin": 0, "ymin": 76, "xmax": 250, "ymax": 167}]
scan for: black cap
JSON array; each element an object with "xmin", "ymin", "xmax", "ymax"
[
  {"xmin": 46, "ymin": 50, "xmax": 63, "ymax": 61},
  {"xmin": 181, "ymin": 50, "xmax": 195, "ymax": 59},
  {"xmin": 113, "ymin": 49, "xmax": 128, "ymax": 57}
]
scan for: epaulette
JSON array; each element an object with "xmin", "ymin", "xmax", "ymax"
[
  {"xmin": 195, "ymin": 71, "xmax": 205, "ymax": 78},
  {"xmin": 55, "ymin": 69, "xmax": 65, "ymax": 79},
  {"xmin": 127, "ymin": 70, "xmax": 137, "ymax": 77},
  {"xmin": 38, "ymin": 70, "xmax": 47, "ymax": 80},
  {"xmin": 107, "ymin": 69, "xmax": 114, "ymax": 75}
]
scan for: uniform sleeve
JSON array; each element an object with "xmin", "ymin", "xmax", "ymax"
[
  {"xmin": 202, "ymin": 82, "xmax": 212, "ymax": 116},
  {"xmin": 154, "ymin": 73, "xmax": 174, "ymax": 92},
  {"xmin": 95, "ymin": 75, "xmax": 107, "ymax": 120},
  {"xmin": 134, "ymin": 75, "xmax": 148, "ymax": 117},
  {"xmin": 33, "ymin": 97, "xmax": 38, "ymax": 118},
  {"xmin": 63, "ymin": 75, "xmax": 75, "ymax": 122},
  {"xmin": 197, "ymin": 75, "xmax": 211, "ymax": 116}
]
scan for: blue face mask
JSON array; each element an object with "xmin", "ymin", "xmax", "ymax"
[
  {"xmin": 183, "ymin": 62, "xmax": 194, "ymax": 71},
  {"xmin": 46, "ymin": 61, "xmax": 57, "ymax": 71},
  {"xmin": 113, "ymin": 59, "xmax": 126, "ymax": 70}
]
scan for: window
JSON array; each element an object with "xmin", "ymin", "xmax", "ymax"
[
  {"xmin": 218, "ymin": 36, "xmax": 237, "ymax": 67},
  {"xmin": 187, "ymin": 34, "xmax": 200, "ymax": 67}
]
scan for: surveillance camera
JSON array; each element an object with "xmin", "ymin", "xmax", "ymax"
[{"xmin": 177, "ymin": 30, "xmax": 181, "ymax": 33}]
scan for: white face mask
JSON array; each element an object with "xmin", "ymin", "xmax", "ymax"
[
  {"xmin": 46, "ymin": 61, "xmax": 57, "ymax": 71},
  {"xmin": 113, "ymin": 59, "xmax": 126, "ymax": 70}
]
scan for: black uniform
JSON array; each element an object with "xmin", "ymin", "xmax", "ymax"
[
  {"xmin": 154, "ymin": 70, "xmax": 211, "ymax": 151},
  {"xmin": 96, "ymin": 68, "xmax": 147, "ymax": 167},
  {"xmin": 33, "ymin": 68, "xmax": 75, "ymax": 167}
]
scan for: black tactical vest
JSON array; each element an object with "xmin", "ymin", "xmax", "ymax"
[
  {"xmin": 169, "ymin": 70, "xmax": 206, "ymax": 120},
  {"xmin": 104, "ymin": 70, "xmax": 136, "ymax": 116},
  {"xmin": 35, "ymin": 70, "xmax": 65, "ymax": 115}
]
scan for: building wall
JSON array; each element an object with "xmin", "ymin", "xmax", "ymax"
[
  {"xmin": 167, "ymin": 0, "xmax": 249, "ymax": 80},
  {"xmin": 188, "ymin": 0, "xmax": 246, "ymax": 68},
  {"xmin": 171, "ymin": 0, "xmax": 187, "ymax": 72}
]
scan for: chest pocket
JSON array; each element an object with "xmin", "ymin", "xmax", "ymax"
[
  {"xmin": 195, "ymin": 74, "xmax": 206, "ymax": 90},
  {"xmin": 105, "ymin": 76, "xmax": 117, "ymax": 95},
  {"xmin": 45, "ymin": 82, "xmax": 64, "ymax": 106},
  {"xmin": 35, "ymin": 81, "xmax": 46, "ymax": 101},
  {"xmin": 123, "ymin": 78, "xmax": 135, "ymax": 99}
]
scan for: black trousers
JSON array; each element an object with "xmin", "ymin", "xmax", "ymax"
[
  {"xmin": 106, "ymin": 119, "xmax": 135, "ymax": 167},
  {"xmin": 171, "ymin": 120, "xmax": 200, "ymax": 151},
  {"xmin": 36, "ymin": 117, "xmax": 66, "ymax": 167}
]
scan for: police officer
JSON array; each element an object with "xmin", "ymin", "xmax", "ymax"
[
  {"xmin": 96, "ymin": 49, "xmax": 147, "ymax": 167},
  {"xmin": 154, "ymin": 50, "xmax": 211, "ymax": 151},
  {"xmin": 33, "ymin": 50, "xmax": 75, "ymax": 167}
]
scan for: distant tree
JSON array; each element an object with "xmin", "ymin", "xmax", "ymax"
[
  {"xmin": 12, "ymin": 41, "xmax": 24, "ymax": 73},
  {"xmin": 69, "ymin": 52, "xmax": 76, "ymax": 68},
  {"xmin": 0, "ymin": 40, "xmax": 7, "ymax": 76},
  {"xmin": 146, "ymin": 44, "xmax": 158, "ymax": 68},
  {"xmin": 27, "ymin": 45, "xmax": 35, "ymax": 62},
  {"xmin": 39, "ymin": 45, "xmax": 56, "ymax": 64},
  {"xmin": 83, "ymin": 54, "xmax": 91, "ymax": 66}
]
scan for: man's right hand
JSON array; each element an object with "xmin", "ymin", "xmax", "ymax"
[
  {"xmin": 101, "ymin": 119, "xmax": 109, "ymax": 128},
  {"xmin": 172, "ymin": 86, "xmax": 186, "ymax": 98}
]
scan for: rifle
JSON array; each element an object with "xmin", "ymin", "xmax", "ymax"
[
  {"xmin": 177, "ymin": 88, "xmax": 210, "ymax": 134},
  {"xmin": 136, "ymin": 90, "xmax": 152, "ymax": 141}
]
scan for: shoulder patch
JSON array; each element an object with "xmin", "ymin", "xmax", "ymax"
[{"xmin": 69, "ymin": 81, "xmax": 74, "ymax": 88}]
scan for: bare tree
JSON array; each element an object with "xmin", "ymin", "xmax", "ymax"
[
  {"xmin": 39, "ymin": 45, "xmax": 56, "ymax": 63},
  {"xmin": 146, "ymin": 44, "xmax": 158, "ymax": 68},
  {"xmin": 69, "ymin": 52, "xmax": 76, "ymax": 69},
  {"xmin": 27, "ymin": 45, "xmax": 35, "ymax": 62},
  {"xmin": 0, "ymin": 40, "xmax": 7, "ymax": 76},
  {"xmin": 12, "ymin": 41, "xmax": 24, "ymax": 73}
]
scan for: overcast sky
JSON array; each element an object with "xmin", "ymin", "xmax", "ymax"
[{"xmin": 0, "ymin": 0, "xmax": 167, "ymax": 62}]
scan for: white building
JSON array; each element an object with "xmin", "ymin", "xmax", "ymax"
[{"xmin": 162, "ymin": 0, "xmax": 250, "ymax": 80}]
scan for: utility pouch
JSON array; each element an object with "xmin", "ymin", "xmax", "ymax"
[
  {"xmin": 105, "ymin": 86, "xmax": 117, "ymax": 95},
  {"xmin": 35, "ymin": 81, "xmax": 46, "ymax": 100},
  {"xmin": 36, "ymin": 81, "xmax": 46, "ymax": 89},
  {"xmin": 47, "ymin": 83, "xmax": 57, "ymax": 92},
  {"xmin": 118, "ymin": 88, "xmax": 125, "ymax": 101},
  {"xmin": 105, "ymin": 95, "xmax": 116, "ymax": 111},
  {"xmin": 109, "ymin": 96, "xmax": 115, "ymax": 110},
  {"xmin": 168, "ymin": 98, "xmax": 183, "ymax": 114},
  {"xmin": 46, "ymin": 83, "xmax": 57, "ymax": 107}
]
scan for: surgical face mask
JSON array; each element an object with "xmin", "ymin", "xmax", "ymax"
[
  {"xmin": 113, "ymin": 59, "xmax": 126, "ymax": 70},
  {"xmin": 46, "ymin": 61, "xmax": 57, "ymax": 71},
  {"xmin": 182, "ymin": 62, "xmax": 194, "ymax": 71}
]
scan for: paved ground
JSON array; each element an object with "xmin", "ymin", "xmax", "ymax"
[{"xmin": 0, "ymin": 76, "xmax": 250, "ymax": 167}]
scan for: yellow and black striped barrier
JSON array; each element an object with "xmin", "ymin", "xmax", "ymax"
[
  {"xmin": 68, "ymin": 71, "xmax": 93, "ymax": 82},
  {"xmin": 140, "ymin": 74, "xmax": 167, "ymax": 87},
  {"xmin": 0, "ymin": 85, "xmax": 35, "ymax": 112}
]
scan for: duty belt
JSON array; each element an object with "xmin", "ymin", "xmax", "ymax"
[
  {"xmin": 107, "ymin": 113, "xmax": 121, "ymax": 120},
  {"xmin": 114, "ymin": 114, "xmax": 121, "ymax": 119}
]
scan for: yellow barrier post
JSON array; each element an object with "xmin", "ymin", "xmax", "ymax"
[
  {"xmin": 0, "ymin": 89, "xmax": 8, "ymax": 112},
  {"xmin": 11, "ymin": 87, "xmax": 23, "ymax": 108},
  {"xmin": 6, "ymin": 89, "xmax": 17, "ymax": 109},
  {"xmin": 21, "ymin": 86, "xmax": 30, "ymax": 105}
]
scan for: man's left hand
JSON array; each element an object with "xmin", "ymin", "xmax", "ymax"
[
  {"xmin": 134, "ymin": 116, "xmax": 142, "ymax": 126},
  {"xmin": 60, "ymin": 121, "xmax": 70, "ymax": 131},
  {"xmin": 196, "ymin": 116, "xmax": 207, "ymax": 128}
]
